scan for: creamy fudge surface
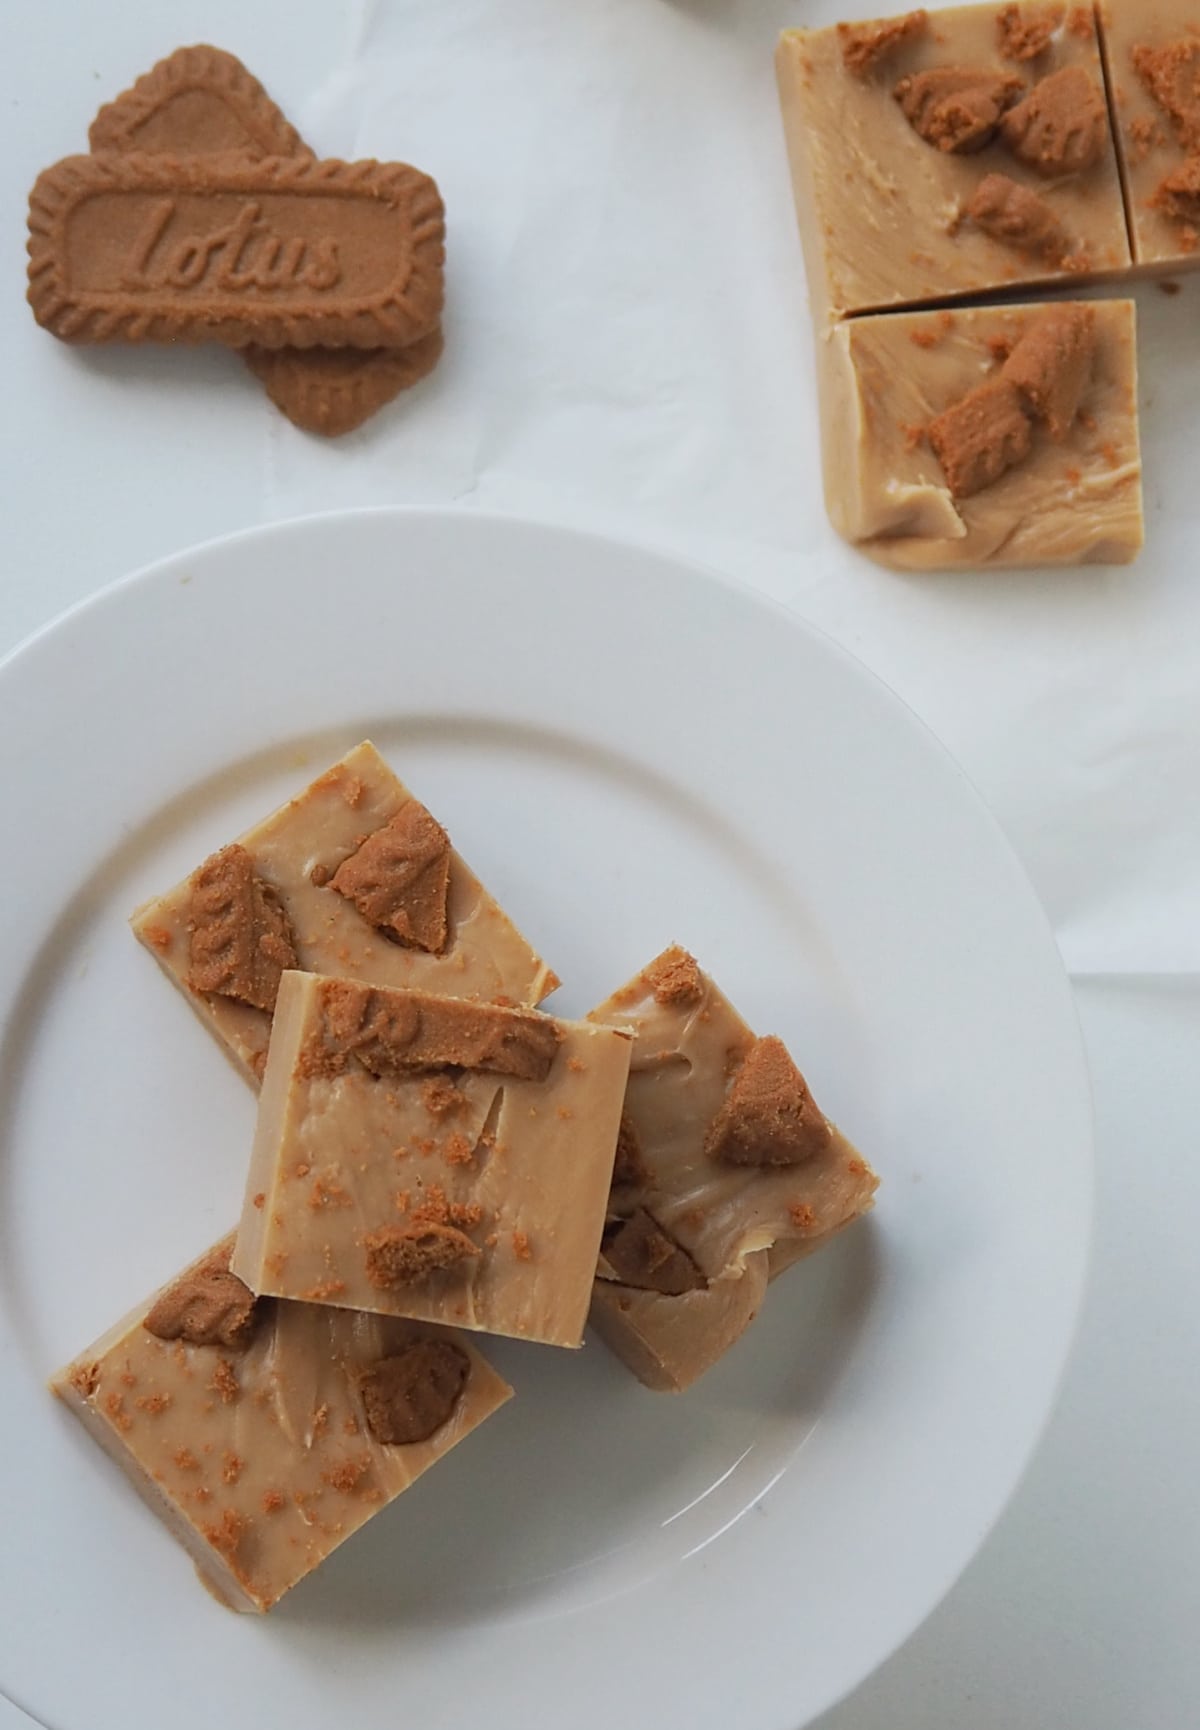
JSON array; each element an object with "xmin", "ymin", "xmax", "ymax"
[
  {"xmin": 1098, "ymin": 0, "xmax": 1200, "ymax": 271},
  {"xmin": 234, "ymin": 973, "xmax": 632, "ymax": 1349},
  {"xmin": 777, "ymin": 4, "xmax": 1131, "ymax": 317},
  {"xmin": 131, "ymin": 742, "xmax": 558, "ymax": 1086},
  {"xmin": 587, "ymin": 948, "xmax": 878, "ymax": 1392},
  {"xmin": 52, "ymin": 1235, "xmax": 511, "ymax": 1612},
  {"xmin": 819, "ymin": 298, "xmax": 1143, "ymax": 568}
]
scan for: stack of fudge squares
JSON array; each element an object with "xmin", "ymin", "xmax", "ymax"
[
  {"xmin": 777, "ymin": 0, "xmax": 1199, "ymax": 570},
  {"xmin": 53, "ymin": 743, "xmax": 879, "ymax": 1613}
]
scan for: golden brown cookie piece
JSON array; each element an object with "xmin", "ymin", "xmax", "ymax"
[
  {"xmin": 927, "ymin": 375, "xmax": 1034, "ymax": 499},
  {"xmin": 967, "ymin": 171, "xmax": 1071, "ymax": 261},
  {"xmin": 601, "ymin": 1209, "xmax": 705, "ymax": 1295},
  {"xmin": 314, "ymin": 979, "xmax": 562, "ymax": 1082},
  {"xmin": 243, "ymin": 330, "xmax": 444, "ymax": 435},
  {"xmin": 355, "ymin": 1339, "xmax": 471, "ymax": 1445},
  {"xmin": 1132, "ymin": 37, "xmax": 1200, "ymax": 152},
  {"xmin": 187, "ymin": 843, "xmax": 297, "ymax": 1013},
  {"xmin": 89, "ymin": 44, "xmax": 305, "ymax": 157},
  {"xmin": 1002, "ymin": 303, "xmax": 1097, "ymax": 439},
  {"xmin": 144, "ymin": 1256, "xmax": 260, "ymax": 1351},
  {"xmin": 1001, "ymin": 64, "xmax": 1109, "ymax": 175},
  {"xmin": 363, "ymin": 1224, "xmax": 480, "ymax": 1290},
  {"xmin": 90, "ymin": 45, "xmax": 441, "ymax": 434},
  {"xmin": 704, "ymin": 1035, "xmax": 833, "ymax": 1168},
  {"xmin": 329, "ymin": 800, "xmax": 452, "ymax": 953},
  {"xmin": 27, "ymin": 153, "xmax": 445, "ymax": 350},
  {"xmin": 894, "ymin": 64, "xmax": 1025, "ymax": 152},
  {"xmin": 643, "ymin": 945, "xmax": 705, "ymax": 1007}
]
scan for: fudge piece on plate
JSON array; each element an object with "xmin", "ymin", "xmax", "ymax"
[
  {"xmin": 131, "ymin": 741, "xmax": 558, "ymax": 1086},
  {"xmin": 818, "ymin": 298, "xmax": 1143, "ymax": 567},
  {"xmin": 1097, "ymin": 0, "xmax": 1200, "ymax": 274},
  {"xmin": 51, "ymin": 1234, "xmax": 511, "ymax": 1612},
  {"xmin": 777, "ymin": 3, "xmax": 1131, "ymax": 317},
  {"xmin": 586, "ymin": 947, "xmax": 879, "ymax": 1393},
  {"xmin": 233, "ymin": 973, "xmax": 633, "ymax": 1349}
]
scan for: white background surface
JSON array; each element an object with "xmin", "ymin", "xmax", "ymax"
[{"xmin": 1, "ymin": 1, "xmax": 1197, "ymax": 1725}]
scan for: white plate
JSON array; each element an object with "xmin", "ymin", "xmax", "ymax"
[{"xmin": 0, "ymin": 509, "xmax": 1091, "ymax": 1730}]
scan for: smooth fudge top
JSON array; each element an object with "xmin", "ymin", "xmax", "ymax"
[
  {"xmin": 1099, "ymin": 0, "xmax": 1200, "ymax": 266},
  {"xmin": 131, "ymin": 741, "xmax": 558, "ymax": 1086},
  {"xmin": 777, "ymin": 2, "xmax": 1131, "ymax": 316},
  {"xmin": 52, "ymin": 1235, "xmax": 511, "ymax": 1612},
  {"xmin": 591, "ymin": 947, "xmax": 879, "ymax": 1290},
  {"xmin": 233, "ymin": 972, "xmax": 633, "ymax": 1348},
  {"xmin": 820, "ymin": 298, "xmax": 1143, "ymax": 567}
]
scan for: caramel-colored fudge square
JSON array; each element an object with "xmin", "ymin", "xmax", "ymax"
[
  {"xmin": 51, "ymin": 1234, "xmax": 511, "ymax": 1613},
  {"xmin": 819, "ymin": 298, "xmax": 1143, "ymax": 568},
  {"xmin": 131, "ymin": 741, "xmax": 558, "ymax": 1087},
  {"xmin": 233, "ymin": 972, "xmax": 633, "ymax": 1348},
  {"xmin": 1098, "ymin": 0, "xmax": 1200, "ymax": 271},
  {"xmin": 586, "ymin": 948, "xmax": 878, "ymax": 1393},
  {"xmin": 777, "ymin": 4, "xmax": 1132, "ymax": 317}
]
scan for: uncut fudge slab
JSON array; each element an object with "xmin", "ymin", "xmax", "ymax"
[
  {"xmin": 233, "ymin": 973, "xmax": 633, "ymax": 1348},
  {"xmin": 819, "ymin": 298, "xmax": 1142, "ymax": 568},
  {"xmin": 1098, "ymin": 0, "xmax": 1200, "ymax": 272},
  {"xmin": 587, "ymin": 948, "xmax": 879, "ymax": 1393},
  {"xmin": 777, "ymin": 3, "xmax": 1132, "ymax": 317},
  {"xmin": 131, "ymin": 742, "xmax": 558, "ymax": 1087},
  {"xmin": 51, "ymin": 1234, "xmax": 510, "ymax": 1612}
]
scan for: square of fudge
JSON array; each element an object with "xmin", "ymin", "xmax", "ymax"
[
  {"xmin": 131, "ymin": 741, "xmax": 558, "ymax": 1087},
  {"xmin": 1098, "ymin": 0, "xmax": 1200, "ymax": 271},
  {"xmin": 586, "ymin": 947, "xmax": 879, "ymax": 1394},
  {"xmin": 777, "ymin": 3, "xmax": 1132, "ymax": 317},
  {"xmin": 232, "ymin": 972, "xmax": 633, "ymax": 1348},
  {"xmin": 818, "ymin": 298, "xmax": 1143, "ymax": 568},
  {"xmin": 51, "ymin": 1234, "xmax": 511, "ymax": 1613}
]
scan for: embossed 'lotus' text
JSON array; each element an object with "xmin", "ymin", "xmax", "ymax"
[{"xmin": 122, "ymin": 198, "xmax": 342, "ymax": 292}]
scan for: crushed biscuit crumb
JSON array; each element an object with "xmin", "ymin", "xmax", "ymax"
[
  {"xmin": 838, "ymin": 9, "xmax": 927, "ymax": 76},
  {"xmin": 895, "ymin": 65, "xmax": 1025, "ymax": 153},
  {"xmin": 322, "ymin": 1455, "xmax": 372, "ymax": 1493},
  {"xmin": 103, "ymin": 1391, "xmax": 132, "ymax": 1432},
  {"xmin": 68, "ymin": 1360, "xmax": 101, "ymax": 1399},
  {"xmin": 996, "ymin": 4, "xmax": 1063, "ymax": 62},
  {"xmin": 512, "ymin": 1230, "xmax": 533, "ymax": 1261}
]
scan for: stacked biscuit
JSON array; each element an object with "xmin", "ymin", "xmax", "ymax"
[
  {"xmin": 52, "ymin": 742, "xmax": 879, "ymax": 1613},
  {"xmin": 27, "ymin": 47, "xmax": 444, "ymax": 436},
  {"xmin": 777, "ymin": 0, "xmax": 1197, "ymax": 569}
]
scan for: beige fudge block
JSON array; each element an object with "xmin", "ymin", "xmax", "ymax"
[
  {"xmin": 51, "ymin": 1234, "xmax": 511, "ymax": 1613},
  {"xmin": 777, "ymin": 4, "xmax": 1132, "ymax": 317},
  {"xmin": 132, "ymin": 741, "xmax": 558, "ymax": 1087},
  {"xmin": 586, "ymin": 948, "xmax": 879, "ymax": 1393},
  {"xmin": 233, "ymin": 972, "xmax": 633, "ymax": 1348},
  {"xmin": 819, "ymin": 298, "xmax": 1143, "ymax": 568},
  {"xmin": 1098, "ymin": 0, "xmax": 1200, "ymax": 272}
]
